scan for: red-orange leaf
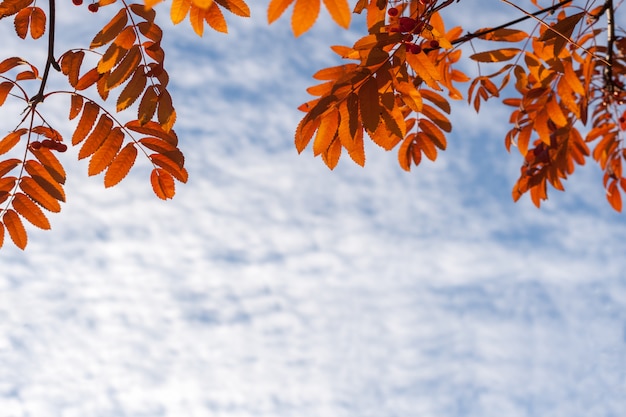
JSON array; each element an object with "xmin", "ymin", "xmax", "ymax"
[
  {"xmin": 30, "ymin": 148, "xmax": 66, "ymax": 184},
  {"xmin": 88, "ymin": 127, "xmax": 124, "ymax": 176},
  {"xmin": 0, "ymin": 128, "xmax": 26, "ymax": 155},
  {"xmin": 470, "ymin": 48, "xmax": 521, "ymax": 63},
  {"xmin": 0, "ymin": 0, "xmax": 33, "ymax": 18},
  {"xmin": 0, "ymin": 81, "xmax": 13, "ymax": 106},
  {"xmin": 69, "ymin": 94, "xmax": 83, "ymax": 120},
  {"xmin": 107, "ymin": 45, "xmax": 141, "ymax": 90},
  {"xmin": 150, "ymin": 168, "xmax": 175, "ymax": 199},
  {"xmin": 138, "ymin": 86, "xmax": 159, "ymax": 124},
  {"xmin": 23, "ymin": 160, "xmax": 65, "ymax": 201},
  {"xmin": 0, "ymin": 221, "xmax": 4, "ymax": 248},
  {"xmin": 12, "ymin": 192, "xmax": 50, "ymax": 229},
  {"xmin": 28, "ymin": 6, "xmax": 45, "ymax": 38},
  {"xmin": 126, "ymin": 120, "xmax": 178, "ymax": 145},
  {"xmin": 90, "ymin": 7, "xmax": 128, "ymax": 48},
  {"xmin": 116, "ymin": 66, "xmax": 147, "ymax": 112},
  {"xmin": 149, "ymin": 153, "xmax": 188, "ymax": 182},
  {"xmin": 3, "ymin": 209, "xmax": 26, "ymax": 249},
  {"xmin": 72, "ymin": 101, "xmax": 99, "ymax": 145},
  {"xmin": 104, "ymin": 143, "xmax": 137, "ymax": 187},
  {"xmin": 78, "ymin": 114, "xmax": 114, "ymax": 160},
  {"xmin": 0, "ymin": 158, "xmax": 20, "ymax": 177}
]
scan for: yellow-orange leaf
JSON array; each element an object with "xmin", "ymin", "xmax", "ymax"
[
  {"xmin": 91, "ymin": 7, "xmax": 128, "ymax": 48},
  {"xmin": 406, "ymin": 51, "xmax": 441, "ymax": 90},
  {"xmin": 0, "ymin": 128, "xmax": 26, "ymax": 155},
  {"xmin": 19, "ymin": 176, "xmax": 61, "ymax": 212},
  {"xmin": 398, "ymin": 135, "xmax": 414, "ymax": 171},
  {"xmin": 72, "ymin": 101, "xmax": 100, "ymax": 145},
  {"xmin": 292, "ymin": 0, "xmax": 320, "ymax": 37},
  {"xmin": 78, "ymin": 114, "xmax": 114, "ymax": 160},
  {"xmin": 104, "ymin": 143, "xmax": 137, "ymax": 187},
  {"xmin": 88, "ymin": 127, "xmax": 124, "ymax": 176},
  {"xmin": 313, "ymin": 108, "xmax": 339, "ymax": 156},
  {"xmin": 150, "ymin": 168, "xmax": 175, "ymax": 199},
  {"xmin": 321, "ymin": 136, "xmax": 341, "ymax": 169},
  {"xmin": 98, "ymin": 43, "xmax": 126, "ymax": 74},
  {"xmin": 216, "ymin": 0, "xmax": 249, "ymax": 16},
  {"xmin": 23, "ymin": 160, "xmax": 65, "ymax": 201},
  {"xmin": 295, "ymin": 116, "xmax": 320, "ymax": 153},
  {"xmin": 204, "ymin": 3, "xmax": 227, "ymax": 33},
  {"xmin": 322, "ymin": 0, "xmax": 350, "ymax": 28},
  {"xmin": 171, "ymin": 0, "xmax": 192, "ymax": 24},
  {"xmin": 470, "ymin": 48, "xmax": 521, "ymax": 63},
  {"xmin": 268, "ymin": 0, "xmax": 294, "ymax": 23},
  {"xmin": 192, "ymin": 0, "xmax": 213, "ymax": 8},
  {"xmin": 12, "ymin": 192, "xmax": 50, "ymax": 229},
  {"xmin": 3, "ymin": 209, "xmax": 26, "ymax": 249}
]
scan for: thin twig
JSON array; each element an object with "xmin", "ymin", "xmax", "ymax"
[{"xmin": 30, "ymin": 0, "xmax": 57, "ymax": 106}]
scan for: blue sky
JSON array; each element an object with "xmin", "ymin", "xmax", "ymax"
[{"xmin": 1, "ymin": 1, "xmax": 626, "ymax": 416}]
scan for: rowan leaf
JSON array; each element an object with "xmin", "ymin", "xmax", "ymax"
[
  {"xmin": 125, "ymin": 120, "xmax": 178, "ymax": 145},
  {"xmin": 149, "ymin": 153, "xmax": 188, "ymax": 182},
  {"xmin": 12, "ymin": 192, "xmax": 50, "ymax": 230},
  {"xmin": 74, "ymin": 68, "xmax": 101, "ymax": 91},
  {"xmin": 313, "ymin": 108, "xmax": 339, "ymax": 156},
  {"xmin": 608, "ymin": 181, "xmax": 622, "ymax": 212},
  {"xmin": 322, "ymin": 0, "xmax": 350, "ymax": 29},
  {"xmin": 268, "ymin": 0, "xmax": 294, "ymax": 24},
  {"xmin": 72, "ymin": 101, "xmax": 100, "ymax": 145},
  {"xmin": 0, "ymin": 158, "xmax": 20, "ymax": 177},
  {"xmin": 104, "ymin": 142, "xmax": 137, "ymax": 187},
  {"xmin": 78, "ymin": 114, "xmax": 114, "ymax": 160},
  {"xmin": 171, "ymin": 0, "xmax": 192, "ymax": 24},
  {"xmin": 3, "ymin": 209, "xmax": 26, "ymax": 249},
  {"xmin": 359, "ymin": 76, "xmax": 380, "ymax": 133},
  {"xmin": 150, "ymin": 168, "xmax": 175, "ymax": 199},
  {"xmin": 139, "ymin": 137, "xmax": 184, "ymax": 166},
  {"xmin": 292, "ymin": 0, "xmax": 320, "ymax": 37},
  {"xmin": 0, "ymin": 81, "xmax": 13, "ymax": 106},
  {"xmin": 88, "ymin": 127, "xmax": 124, "ymax": 176},
  {"xmin": 13, "ymin": 7, "xmax": 29, "ymax": 39},
  {"xmin": 19, "ymin": 176, "xmax": 61, "ymax": 212},
  {"xmin": 0, "ymin": 222, "xmax": 4, "ymax": 248},
  {"xmin": 106, "ymin": 45, "xmax": 141, "ymax": 90},
  {"xmin": 90, "ymin": 7, "xmax": 128, "ymax": 48},
  {"xmin": 0, "ymin": 56, "xmax": 24, "ymax": 73},
  {"xmin": 138, "ymin": 87, "xmax": 159, "ymax": 124},
  {"xmin": 204, "ymin": 3, "xmax": 228, "ymax": 33},
  {"xmin": 215, "ymin": 0, "xmax": 250, "ymax": 16},
  {"xmin": 0, "ymin": 0, "xmax": 33, "ymax": 18},
  {"xmin": 0, "ymin": 128, "xmax": 26, "ymax": 155},
  {"xmin": 406, "ymin": 51, "xmax": 442, "ymax": 90},
  {"xmin": 23, "ymin": 160, "xmax": 65, "ymax": 200},
  {"xmin": 470, "ymin": 48, "xmax": 521, "ymax": 63},
  {"xmin": 30, "ymin": 148, "xmax": 66, "ymax": 184},
  {"xmin": 479, "ymin": 28, "xmax": 528, "ymax": 42},
  {"xmin": 419, "ymin": 118, "xmax": 447, "ymax": 150},
  {"xmin": 321, "ymin": 135, "xmax": 341, "ymax": 169}
]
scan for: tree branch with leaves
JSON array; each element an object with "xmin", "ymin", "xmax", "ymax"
[{"xmin": 0, "ymin": 0, "xmax": 623, "ymax": 249}]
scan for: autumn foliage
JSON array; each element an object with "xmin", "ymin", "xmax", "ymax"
[{"xmin": 0, "ymin": 0, "xmax": 623, "ymax": 249}]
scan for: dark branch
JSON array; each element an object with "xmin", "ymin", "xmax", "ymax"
[
  {"xmin": 30, "ymin": 0, "xmax": 57, "ymax": 107},
  {"xmin": 603, "ymin": 0, "xmax": 615, "ymax": 93},
  {"xmin": 451, "ymin": 0, "xmax": 573, "ymax": 46}
]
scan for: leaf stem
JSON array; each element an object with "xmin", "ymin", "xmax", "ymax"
[{"xmin": 30, "ymin": 0, "xmax": 58, "ymax": 107}]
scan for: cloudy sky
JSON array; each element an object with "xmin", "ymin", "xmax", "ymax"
[{"xmin": 1, "ymin": 1, "xmax": 626, "ymax": 416}]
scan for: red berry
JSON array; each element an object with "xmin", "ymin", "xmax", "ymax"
[
  {"xmin": 88, "ymin": 2, "xmax": 99, "ymax": 12},
  {"xmin": 398, "ymin": 17, "xmax": 417, "ymax": 33},
  {"xmin": 408, "ymin": 44, "xmax": 421, "ymax": 54},
  {"xmin": 30, "ymin": 141, "xmax": 42, "ymax": 150},
  {"xmin": 55, "ymin": 143, "xmax": 68, "ymax": 153},
  {"xmin": 72, "ymin": 0, "xmax": 83, "ymax": 5},
  {"xmin": 387, "ymin": 7, "xmax": 399, "ymax": 17},
  {"xmin": 41, "ymin": 139, "xmax": 55, "ymax": 148},
  {"xmin": 429, "ymin": 40, "xmax": 440, "ymax": 49}
]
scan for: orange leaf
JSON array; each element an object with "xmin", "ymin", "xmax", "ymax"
[
  {"xmin": 149, "ymin": 153, "xmax": 188, "ymax": 182},
  {"xmin": 72, "ymin": 101, "xmax": 99, "ymax": 145},
  {"xmin": 139, "ymin": 137, "xmax": 184, "ymax": 166},
  {"xmin": 98, "ymin": 43, "xmax": 127, "ymax": 74},
  {"xmin": 12, "ymin": 192, "xmax": 50, "ymax": 229},
  {"xmin": 150, "ymin": 168, "xmax": 175, "ymax": 199},
  {"xmin": 107, "ymin": 45, "xmax": 141, "ymax": 90},
  {"xmin": 0, "ymin": 128, "xmax": 26, "ymax": 155},
  {"xmin": 204, "ymin": 2, "xmax": 227, "ymax": 33},
  {"xmin": 78, "ymin": 114, "xmax": 114, "ymax": 160},
  {"xmin": 479, "ymin": 28, "xmax": 528, "ymax": 42},
  {"xmin": 28, "ymin": 6, "xmax": 45, "ymax": 39},
  {"xmin": 292, "ymin": 0, "xmax": 320, "ymax": 37},
  {"xmin": 19, "ymin": 176, "xmax": 61, "ymax": 212},
  {"xmin": 23, "ymin": 160, "xmax": 66, "ymax": 202},
  {"xmin": 0, "ymin": 0, "xmax": 33, "ymax": 18},
  {"xmin": 0, "ymin": 56, "xmax": 24, "ymax": 73},
  {"xmin": 0, "ymin": 158, "xmax": 20, "ymax": 177},
  {"xmin": 0, "ymin": 222, "xmax": 4, "ymax": 248},
  {"xmin": 125, "ymin": 120, "xmax": 178, "ymax": 145},
  {"xmin": 60, "ymin": 50, "xmax": 85, "ymax": 88},
  {"xmin": 88, "ymin": 127, "xmax": 124, "ymax": 176},
  {"xmin": 608, "ymin": 181, "xmax": 622, "ymax": 212},
  {"xmin": 215, "ymin": 0, "xmax": 250, "ymax": 16},
  {"xmin": 69, "ymin": 94, "xmax": 83, "ymax": 120},
  {"xmin": 398, "ymin": 134, "xmax": 414, "ymax": 171},
  {"xmin": 116, "ymin": 66, "xmax": 147, "ymax": 112},
  {"xmin": 13, "ymin": 6, "xmax": 29, "ymax": 38},
  {"xmin": 470, "ymin": 48, "xmax": 521, "ymax": 63},
  {"xmin": 29, "ymin": 148, "xmax": 66, "ymax": 184},
  {"xmin": 313, "ymin": 108, "xmax": 339, "ymax": 156},
  {"xmin": 419, "ymin": 118, "xmax": 447, "ymax": 150},
  {"xmin": 3, "ymin": 209, "xmax": 27, "ymax": 249},
  {"xmin": 321, "ymin": 136, "xmax": 341, "ymax": 169},
  {"xmin": 171, "ymin": 0, "xmax": 192, "ymax": 24},
  {"xmin": 358, "ymin": 76, "xmax": 380, "ymax": 133},
  {"xmin": 90, "ymin": 7, "xmax": 128, "ymax": 48},
  {"xmin": 267, "ymin": 0, "xmax": 294, "ymax": 23},
  {"xmin": 322, "ymin": 0, "xmax": 350, "ymax": 28},
  {"xmin": 138, "ymin": 86, "xmax": 159, "ymax": 124},
  {"xmin": 104, "ymin": 143, "xmax": 137, "ymax": 187},
  {"xmin": 405, "ymin": 51, "xmax": 442, "ymax": 90},
  {"xmin": 130, "ymin": 3, "xmax": 156, "ymax": 21},
  {"xmin": 157, "ymin": 90, "xmax": 176, "ymax": 132},
  {"xmin": 294, "ymin": 116, "xmax": 320, "ymax": 153},
  {"xmin": 0, "ymin": 81, "xmax": 13, "ymax": 106},
  {"xmin": 74, "ymin": 68, "xmax": 101, "ymax": 91}
]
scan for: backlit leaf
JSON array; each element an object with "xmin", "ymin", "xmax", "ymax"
[
  {"xmin": 3, "ymin": 209, "xmax": 26, "ymax": 249},
  {"xmin": 90, "ymin": 7, "xmax": 128, "ymax": 48},
  {"xmin": 88, "ymin": 127, "xmax": 124, "ymax": 176},
  {"xmin": 171, "ymin": 0, "xmax": 191, "ymax": 24},
  {"xmin": 72, "ymin": 101, "xmax": 100, "ymax": 145},
  {"xmin": 19, "ymin": 176, "xmax": 61, "ymax": 212},
  {"xmin": 149, "ymin": 153, "xmax": 188, "ymax": 182},
  {"xmin": 358, "ymin": 76, "xmax": 379, "ymax": 133},
  {"xmin": 204, "ymin": 3, "xmax": 228, "ymax": 33},
  {"xmin": 470, "ymin": 48, "xmax": 521, "ymax": 63},
  {"xmin": 0, "ymin": 158, "xmax": 20, "ymax": 177},
  {"xmin": 268, "ymin": 0, "xmax": 294, "ymax": 24},
  {"xmin": 322, "ymin": 0, "xmax": 350, "ymax": 29},
  {"xmin": 0, "ymin": 81, "xmax": 13, "ymax": 106},
  {"xmin": 104, "ymin": 143, "xmax": 137, "ymax": 187},
  {"xmin": 78, "ymin": 114, "xmax": 114, "ymax": 160},
  {"xmin": 30, "ymin": 148, "xmax": 66, "ymax": 184},
  {"xmin": 292, "ymin": 0, "xmax": 320, "ymax": 37},
  {"xmin": 150, "ymin": 168, "xmax": 175, "ymax": 199},
  {"xmin": 12, "ymin": 192, "xmax": 50, "ymax": 229},
  {"xmin": 0, "ymin": 128, "xmax": 26, "ymax": 155},
  {"xmin": 216, "ymin": 0, "xmax": 250, "ymax": 16}
]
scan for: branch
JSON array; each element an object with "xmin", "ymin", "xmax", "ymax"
[
  {"xmin": 604, "ymin": 0, "xmax": 615, "ymax": 93},
  {"xmin": 451, "ymin": 0, "xmax": 573, "ymax": 45},
  {"xmin": 29, "ymin": 0, "xmax": 59, "ymax": 107}
]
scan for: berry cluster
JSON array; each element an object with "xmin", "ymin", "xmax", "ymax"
[
  {"xmin": 30, "ymin": 140, "xmax": 68, "ymax": 152},
  {"xmin": 72, "ymin": 0, "xmax": 99, "ymax": 12},
  {"xmin": 387, "ymin": 6, "xmax": 441, "ymax": 55}
]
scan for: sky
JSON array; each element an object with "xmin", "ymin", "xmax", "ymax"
[{"xmin": 1, "ymin": 1, "xmax": 626, "ymax": 416}]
